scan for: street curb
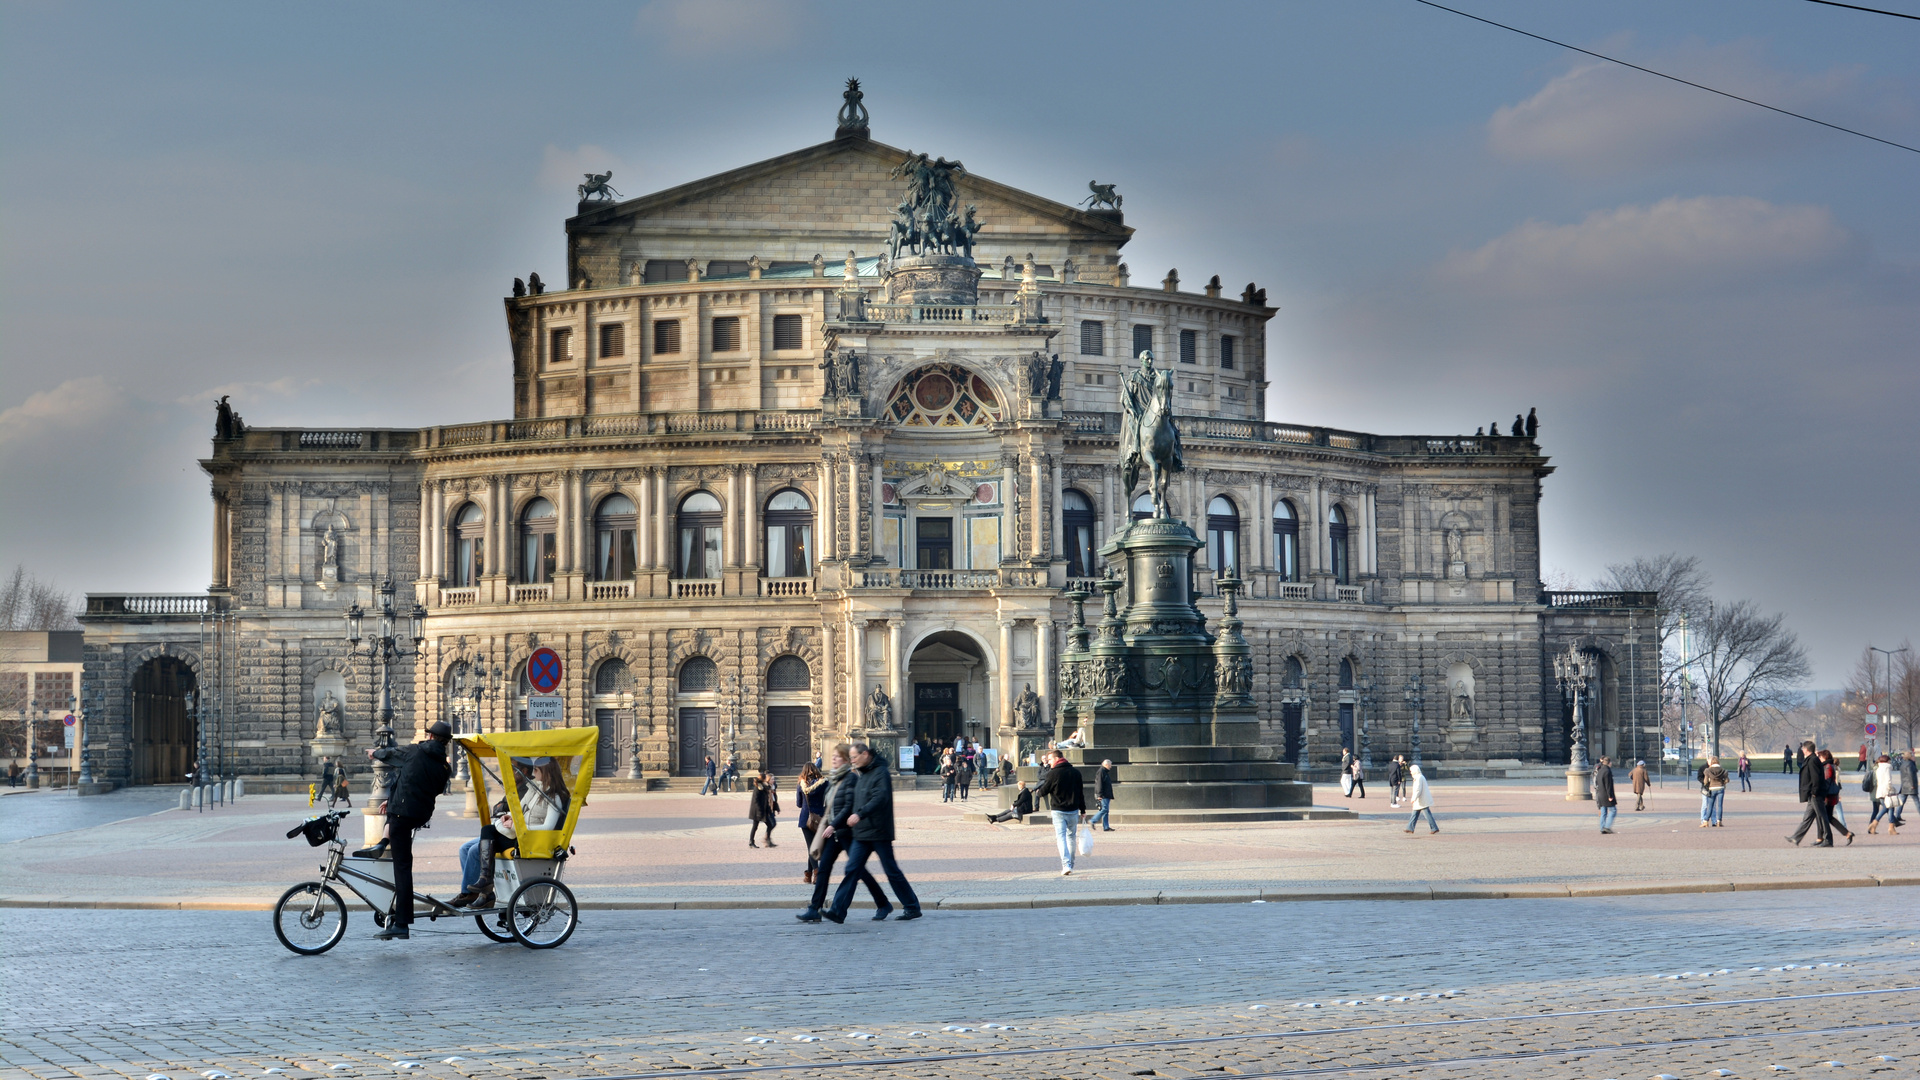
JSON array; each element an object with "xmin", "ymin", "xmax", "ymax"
[{"xmin": 4, "ymin": 874, "xmax": 1916, "ymax": 912}]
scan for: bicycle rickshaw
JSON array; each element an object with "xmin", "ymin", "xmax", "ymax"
[{"xmin": 273, "ymin": 726, "xmax": 597, "ymax": 954}]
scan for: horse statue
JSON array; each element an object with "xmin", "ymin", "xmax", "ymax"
[
  {"xmin": 578, "ymin": 171, "xmax": 621, "ymax": 201},
  {"xmin": 1120, "ymin": 350, "xmax": 1183, "ymax": 518},
  {"xmin": 1081, "ymin": 181, "xmax": 1122, "ymax": 211}
]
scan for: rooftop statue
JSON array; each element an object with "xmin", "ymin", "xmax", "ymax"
[
  {"xmin": 886, "ymin": 151, "xmax": 980, "ymax": 261},
  {"xmin": 1081, "ymin": 181, "xmax": 1122, "ymax": 211},
  {"xmin": 1119, "ymin": 351, "xmax": 1183, "ymax": 519},
  {"xmin": 836, "ymin": 77, "xmax": 870, "ymax": 138},
  {"xmin": 578, "ymin": 171, "xmax": 621, "ymax": 201}
]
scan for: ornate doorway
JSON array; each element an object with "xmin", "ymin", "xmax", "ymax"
[
  {"xmin": 130, "ymin": 657, "xmax": 196, "ymax": 785},
  {"xmin": 677, "ymin": 708, "xmax": 715, "ymax": 775}
]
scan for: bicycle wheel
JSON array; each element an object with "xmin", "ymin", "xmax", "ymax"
[
  {"xmin": 474, "ymin": 911, "xmax": 515, "ymax": 943},
  {"xmin": 273, "ymin": 882, "xmax": 347, "ymax": 955},
  {"xmin": 506, "ymin": 878, "xmax": 576, "ymax": 949}
]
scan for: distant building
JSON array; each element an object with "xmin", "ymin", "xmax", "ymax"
[
  {"xmin": 1, "ymin": 631, "xmax": 85, "ymax": 783},
  {"xmin": 80, "ymin": 89, "xmax": 1657, "ymax": 787}
]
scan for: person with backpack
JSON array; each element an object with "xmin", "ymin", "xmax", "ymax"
[{"xmin": 1866, "ymin": 754, "xmax": 1901, "ymax": 835}]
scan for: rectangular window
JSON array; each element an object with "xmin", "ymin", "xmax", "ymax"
[
  {"xmin": 706, "ymin": 260, "xmax": 751, "ymax": 279},
  {"xmin": 599, "ymin": 323, "xmax": 625, "ymax": 358},
  {"xmin": 643, "ymin": 259, "xmax": 687, "ymax": 284},
  {"xmin": 1179, "ymin": 328, "xmax": 1197, "ymax": 364},
  {"xmin": 653, "ymin": 320, "xmax": 682, "ymax": 354},
  {"xmin": 550, "ymin": 328, "xmax": 573, "ymax": 363},
  {"xmin": 1079, "ymin": 320, "xmax": 1105, "ymax": 355},
  {"xmin": 1219, "ymin": 335, "xmax": 1236, "ymax": 370},
  {"xmin": 916, "ymin": 517, "xmax": 953, "ymax": 570},
  {"xmin": 711, "ymin": 316, "xmax": 741, "ymax": 352},
  {"xmin": 1132, "ymin": 324, "xmax": 1153, "ymax": 359},
  {"xmin": 772, "ymin": 313, "xmax": 803, "ymax": 351}
]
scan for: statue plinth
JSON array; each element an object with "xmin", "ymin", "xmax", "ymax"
[{"xmin": 886, "ymin": 254, "xmax": 979, "ymax": 307}]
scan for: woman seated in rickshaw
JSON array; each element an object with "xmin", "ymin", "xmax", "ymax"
[{"xmin": 451, "ymin": 756, "xmax": 568, "ymax": 910}]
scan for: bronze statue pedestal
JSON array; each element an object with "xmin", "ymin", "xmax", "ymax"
[{"xmin": 886, "ymin": 254, "xmax": 980, "ymax": 307}]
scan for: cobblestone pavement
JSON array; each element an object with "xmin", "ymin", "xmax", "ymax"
[
  {"xmin": 4, "ymin": 888, "xmax": 1916, "ymax": 1080},
  {"xmin": 0, "ymin": 786, "xmax": 182, "ymax": 846},
  {"xmin": 4, "ymin": 777, "xmax": 1915, "ymax": 907}
]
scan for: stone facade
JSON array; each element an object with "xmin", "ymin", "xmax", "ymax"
[{"xmin": 78, "ymin": 115, "xmax": 1659, "ymax": 787}]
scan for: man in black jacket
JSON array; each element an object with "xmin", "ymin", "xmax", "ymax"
[
  {"xmin": 824, "ymin": 743, "xmax": 921, "ymax": 923},
  {"xmin": 1033, "ymin": 750, "xmax": 1086, "ymax": 875},
  {"xmin": 368, "ymin": 720, "xmax": 454, "ymax": 939},
  {"xmin": 1091, "ymin": 759, "xmax": 1117, "ymax": 831},
  {"xmin": 1787, "ymin": 740, "xmax": 1833, "ymax": 847},
  {"xmin": 985, "ymin": 781, "xmax": 1035, "ymax": 824}
]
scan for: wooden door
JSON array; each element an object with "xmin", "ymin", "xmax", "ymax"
[
  {"xmin": 766, "ymin": 707, "xmax": 811, "ymax": 773},
  {"xmin": 677, "ymin": 708, "xmax": 713, "ymax": 775}
]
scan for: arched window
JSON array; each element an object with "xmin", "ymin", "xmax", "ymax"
[
  {"xmin": 1062, "ymin": 489, "xmax": 1097, "ymax": 577},
  {"xmin": 1131, "ymin": 493, "xmax": 1154, "ymax": 521},
  {"xmin": 1283, "ymin": 656, "xmax": 1305, "ymax": 689},
  {"xmin": 764, "ymin": 490, "xmax": 814, "ymax": 578},
  {"xmin": 678, "ymin": 656, "xmax": 717, "ymax": 692},
  {"xmin": 594, "ymin": 494, "xmax": 638, "ymax": 581},
  {"xmin": 450, "ymin": 503, "xmax": 486, "ymax": 586},
  {"xmin": 677, "ymin": 492, "xmax": 723, "ymax": 579},
  {"xmin": 767, "ymin": 655, "xmax": 810, "ymax": 690},
  {"xmin": 1328, "ymin": 504, "xmax": 1351, "ymax": 586},
  {"xmin": 594, "ymin": 658, "xmax": 633, "ymax": 696},
  {"xmin": 1206, "ymin": 495, "xmax": 1240, "ymax": 575},
  {"xmin": 519, "ymin": 498, "xmax": 557, "ymax": 583},
  {"xmin": 1339, "ymin": 658, "xmax": 1355, "ymax": 690},
  {"xmin": 1272, "ymin": 499, "xmax": 1300, "ymax": 583}
]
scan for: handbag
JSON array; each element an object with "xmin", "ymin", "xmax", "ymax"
[
  {"xmin": 1077, "ymin": 827, "xmax": 1094, "ymax": 855},
  {"xmin": 1341, "ymin": 773, "xmax": 1354, "ymax": 795}
]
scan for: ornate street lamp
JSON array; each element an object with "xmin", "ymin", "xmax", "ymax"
[
  {"xmin": 1555, "ymin": 644, "xmax": 1597, "ymax": 801},
  {"xmin": 1357, "ymin": 678, "xmax": 1377, "ymax": 771},
  {"xmin": 346, "ymin": 581, "xmax": 428, "ymax": 804},
  {"xmin": 23, "ymin": 694, "xmax": 40, "ymax": 788},
  {"xmin": 626, "ymin": 682, "xmax": 650, "ymax": 780},
  {"xmin": 1402, "ymin": 676, "xmax": 1425, "ymax": 767},
  {"xmin": 76, "ymin": 688, "xmax": 95, "ymax": 787}
]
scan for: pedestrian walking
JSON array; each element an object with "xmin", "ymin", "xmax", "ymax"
[
  {"xmin": 956, "ymin": 755, "xmax": 975, "ymax": 802},
  {"xmin": 796, "ymin": 744, "xmax": 891, "ymax": 922},
  {"xmin": 795, "ymin": 763, "xmax": 828, "ymax": 881},
  {"xmin": 1630, "ymin": 759, "xmax": 1650, "ymax": 810},
  {"xmin": 1033, "ymin": 749, "xmax": 1087, "ymax": 875},
  {"xmin": 699, "ymin": 754, "xmax": 718, "ymax": 795},
  {"xmin": 1900, "ymin": 751, "xmax": 1918, "ymax": 819},
  {"xmin": 1347, "ymin": 756, "xmax": 1367, "ymax": 799},
  {"xmin": 1340, "ymin": 748, "xmax": 1354, "ymax": 797},
  {"xmin": 822, "ymin": 742, "xmax": 921, "ymax": 923},
  {"xmin": 1387, "ymin": 755, "xmax": 1406, "ymax": 806},
  {"xmin": 334, "ymin": 759, "xmax": 352, "ymax": 807},
  {"xmin": 748, "ymin": 770, "xmax": 780, "ymax": 848},
  {"xmin": 940, "ymin": 753, "xmax": 957, "ymax": 803},
  {"xmin": 1819, "ymin": 749, "xmax": 1855, "ymax": 841},
  {"xmin": 1700, "ymin": 757, "xmax": 1729, "ymax": 827},
  {"xmin": 1593, "ymin": 756, "xmax": 1618, "ymax": 833},
  {"xmin": 985, "ymin": 781, "xmax": 1034, "ymax": 824},
  {"xmin": 1737, "ymin": 753, "xmax": 1752, "ymax": 792},
  {"xmin": 1782, "ymin": 744, "xmax": 1796, "ymax": 774},
  {"xmin": 1092, "ymin": 759, "xmax": 1116, "ymax": 831},
  {"xmin": 1866, "ymin": 754, "xmax": 1901, "ymax": 835},
  {"xmin": 1858, "ymin": 744, "xmax": 1870, "ymax": 773},
  {"xmin": 1787, "ymin": 740, "xmax": 1834, "ymax": 847},
  {"xmin": 1402, "ymin": 763, "xmax": 1438, "ymax": 834},
  {"xmin": 319, "ymin": 757, "xmax": 336, "ymax": 806},
  {"xmin": 365, "ymin": 720, "xmax": 454, "ymax": 940}
]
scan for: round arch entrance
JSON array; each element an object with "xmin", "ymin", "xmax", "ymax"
[
  {"xmin": 904, "ymin": 631, "xmax": 991, "ymax": 752},
  {"xmin": 130, "ymin": 656, "xmax": 196, "ymax": 785}
]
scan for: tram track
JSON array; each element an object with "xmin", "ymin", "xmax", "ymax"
[{"xmin": 572, "ymin": 987, "xmax": 1920, "ymax": 1080}]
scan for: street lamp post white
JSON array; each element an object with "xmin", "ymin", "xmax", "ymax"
[{"xmin": 1556, "ymin": 644, "xmax": 1596, "ymax": 801}]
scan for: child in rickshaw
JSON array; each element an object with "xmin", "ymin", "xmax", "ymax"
[{"xmin": 451, "ymin": 756, "xmax": 568, "ymax": 910}]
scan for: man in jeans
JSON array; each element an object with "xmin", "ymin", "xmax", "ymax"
[
  {"xmin": 1033, "ymin": 750, "xmax": 1086, "ymax": 876},
  {"xmin": 1091, "ymin": 759, "xmax": 1116, "ymax": 832}
]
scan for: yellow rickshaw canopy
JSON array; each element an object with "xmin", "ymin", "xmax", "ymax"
[{"xmin": 454, "ymin": 727, "xmax": 597, "ymax": 858}]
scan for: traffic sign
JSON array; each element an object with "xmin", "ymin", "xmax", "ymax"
[
  {"xmin": 527, "ymin": 647, "xmax": 564, "ymax": 693},
  {"xmin": 527, "ymin": 695, "xmax": 563, "ymax": 725},
  {"xmin": 1867, "ymin": 702, "xmax": 1879, "ymax": 714},
  {"xmin": 1865, "ymin": 723, "xmax": 1878, "ymax": 736},
  {"xmin": 62, "ymin": 714, "xmax": 75, "ymax": 726}
]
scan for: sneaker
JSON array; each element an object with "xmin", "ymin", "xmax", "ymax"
[{"xmin": 1061, "ymin": 868, "xmax": 1072, "ymax": 876}]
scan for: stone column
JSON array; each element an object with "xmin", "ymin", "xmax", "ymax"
[
  {"xmin": 210, "ymin": 486, "xmax": 230, "ymax": 589},
  {"xmin": 869, "ymin": 458, "xmax": 884, "ymax": 565},
  {"xmin": 887, "ymin": 619, "xmax": 905, "ymax": 724},
  {"xmin": 556, "ymin": 472, "xmax": 572, "ymax": 575},
  {"xmin": 655, "ymin": 467, "xmax": 671, "ymax": 572},
  {"xmin": 848, "ymin": 456, "xmax": 864, "ymax": 560},
  {"xmin": 846, "ymin": 616, "xmax": 863, "ymax": 731},
  {"xmin": 1036, "ymin": 618, "xmax": 1053, "ymax": 721},
  {"xmin": 818, "ymin": 457, "xmax": 836, "ymax": 560},
  {"xmin": 430, "ymin": 481, "xmax": 446, "ymax": 580},
  {"xmin": 725, "ymin": 467, "xmax": 740, "ymax": 569},
  {"xmin": 821, "ymin": 621, "xmax": 835, "ymax": 735},
  {"xmin": 1002, "ymin": 458, "xmax": 1019, "ymax": 560},
  {"xmin": 1029, "ymin": 454, "xmax": 1045, "ymax": 559},
  {"xmin": 998, "ymin": 618, "xmax": 1015, "ymax": 732},
  {"xmin": 1050, "ymin": 456, "xmax": 1064, "ymax": 558},
  {"xmin": 742, "ymin": 466, "xmax": 759, "ymax": 570},
  {"xmin": 1101, "ymin": 467, "xmax": 1115, "ymax": 548}
]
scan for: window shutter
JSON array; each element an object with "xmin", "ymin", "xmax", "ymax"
[
  {"xmin": 551, "ymin": 328, "xmax": 573, "ymax": 362},
  {"xmin": 599, "ymin": 323, "xmax": 625, "ymax": 358},
  {"xmin": 1132, "ymin": 324, "xmax": 1153, "ymax": 358},
  {"xmin": 773, "ymin": 313, "xmax": 803, "ymax": 351},
  {"xmin": 1220, "ymin": 335, "xmax": 1235, "ymax": 369},
  {"xmin": 653, "ymin": 320, "xmax": 682, "ymax": 354},
  {"xmin": 642, "ymin": 259, "xmax": 684, "ymax": 284},
  {"xmin": 1179, "ymin": 329, "xmax": 1197, "ymax": 364},
  {"xmin": 1079, "ymin": 320, "xmax": 1104, "ymax": 355},
  {"xmin": 712, "ymin": 316, "xmax": 741, "ymax": 352}
]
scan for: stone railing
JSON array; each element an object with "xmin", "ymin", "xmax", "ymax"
[
  {"xmin": 421, "ymin": 410, "xmax": 822, "ymax": 449},
  {"xmin": 1062, "ymin": 411, "xmax": 1121, "ymax": 435},
  {"xmin": 863, "ymin": 303, "xmax": 1024, "ymax": 325},
  {"xmin": 440, "ymin": 587, "xmax": 479, "ymax": 606},
  {"xmin": 1276, "ymin": 582, "xmax": 1314, "ymax": 601},
  {"xmin": 587, "ymin": 580, "xmax": 635, "ymax": 601},
  {"xmin": 1335, "ymin": 585, "xmax": 1364, "ymax": 603},
  {"xmin": 1057, "ymin": 416, "xmax": 1537, "ymax": 458},
  {"xmin": 1543, "ymin": 590, "xmax": 1658, "ymax": 609},
  {"xmin": 902, "ymin": 570, "xmax": 1000, "ymax": 590},
  {"xmin": 1065, "ymin": 577, "xmax": 1104, "ymax": 594},
  {"xmin": 509, "ymin": 583, "xmax": 552, "ymax": 604},
  {"xmin": 298, "ymin": 430, "xmax": 364, "ymax": 449},
  {"xmin": 83, "ymin": 593, "xmax": 218, "ymax": 619},
  {"xmin": 761, "ymin": 577, "xmax": 814, "ymax": 597},
  {"xmin": 672, "ymin": 579, "xmax": 720, "ymax": 599},
  {"xmin": 857, "ymin": 568, "xmax": 1032, "ymax": 590}
]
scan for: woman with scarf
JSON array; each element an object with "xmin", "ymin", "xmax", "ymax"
[
  {"xmin": 796, "ymin": 744, "xmax": 890, "ymax": 922},
  {"xmin": 748, "ymin": 770, "xmax": 780, "ymax": 848},
  {"xmin": 795, "ymin": 762, "xmax": 829, "ymax": 881}
]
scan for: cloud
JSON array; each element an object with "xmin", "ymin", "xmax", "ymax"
[
  {"xmin": 1435, "ymin": 195, "xmax": 1862, "ymax": 298},
  {"xmin": 634, "ymin": 0, "xmax": 806, "ymax": 56},
  {"xmin": 0, "ymin": 377, "xmax": 133, "ymax": 446},
  {"xmin": 1488, "ymin": 40, "xmax": 1891, "ymax": 172}
]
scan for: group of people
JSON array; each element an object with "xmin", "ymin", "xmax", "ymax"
[
  {"xmin": 794, "ymin": 742, "xmax": 921, "ymax": 923},
  {"xmin": 1790, "ymin": 743, "xmax": 1912, "ymax": 846},
  {"xmin": 698, "ymin": 753, "xmax": 741, "ymax": 795}
]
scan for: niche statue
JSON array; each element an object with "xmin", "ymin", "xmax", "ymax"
[
  {"xmin": 316, "ymin": 690, "xmax": 342, "ymax": 739},
  {"xmin": 866, "ymin": 684, "xmax": 893, "ymax": 730}
]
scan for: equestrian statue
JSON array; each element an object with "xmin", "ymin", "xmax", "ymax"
[{"xmin": 1119, "ymin": 350, "xmax": 1183, "ymax": 518}]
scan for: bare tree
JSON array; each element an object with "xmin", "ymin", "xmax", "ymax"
[
  {"xmin": 1848, "ymin": 640, "xmax": 1920, "ymax": 756},
  {"xmin": 0, "ymin": 565, "xmax": 78, "ymax": 631},
  {"xmin": 1693, "ymin": 599, "xmax": 1812, "ymax": 756},
  {"xmin": 1596, "ymin": 553, "xmax": 1711, "ymax": 694}
]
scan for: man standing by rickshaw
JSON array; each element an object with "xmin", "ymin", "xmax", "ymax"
[{"xmin": 367, "ymin": 720, "xmax": 454, "ymax": 940}]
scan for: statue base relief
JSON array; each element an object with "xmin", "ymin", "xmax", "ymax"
[{"xmin": 885, "ymin": 254, "xmax": 980, "ymax": 307}]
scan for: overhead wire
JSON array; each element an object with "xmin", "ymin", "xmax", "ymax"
[
  {"xmin": 1408, "ymin": 0, "xmax": 1920, "ymax": 155},
  {"xmin": 1800, "ymin": 0, "xmax": 1920, "ymax": 21}
]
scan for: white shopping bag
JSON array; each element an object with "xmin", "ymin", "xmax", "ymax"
[
  {"xmin": 1077, "ymin": 827, "xmax": 1094, "ymax": 855},
  {"xmin": 1341, "ymin": 773, "xmax": 1354, "ymax": 796}
]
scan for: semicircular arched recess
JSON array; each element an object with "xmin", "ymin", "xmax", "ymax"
[{"xmin": 884, "ymin": 363, "xmax": 1004, "ymax": 427}]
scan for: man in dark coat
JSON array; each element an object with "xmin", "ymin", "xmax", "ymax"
[
  {"xmin": 1091, "ymin": 759, "xmax": 1117, "ymax": 831},
  {"xmin": 368, "ymin": 721, "xmax": 454, "ymax": 939},
  {"xmin": 1033, "ymin": 750, "xmax": 1087, "ymax": 875},
  {"xmin": 1592, "ymin": 756, "xmax": 1618, "ymax": 834},
  {"xmin": 1787, "ymin": 740, "xmax": 1833, "ymax": 847},
  {"xmin": 797, "ymin": 744, "xmax": 888, "ymax": 922},
  {"xmin": 825, "ymin": 742, "xmax": 921, "ymax": 923}
]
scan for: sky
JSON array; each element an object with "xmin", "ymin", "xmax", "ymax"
[{"xmin": 2, "ymin": 0, "xmax": 1916, "ymax": 686}]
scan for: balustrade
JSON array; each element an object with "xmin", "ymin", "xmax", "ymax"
[
  {"xmin": 671, "ymin": 579, "xmax": 720, "ymax": 599},
  {"xmin": 440, "ymin": 587, "xmax": 479, "ymax": 606},
  {"xmin": 509, "ymin": 583, "xmax": 553, "ymax": 603},
  {"xmin": 760, "ymin": 577, "xmax": 814, "ymax": 597},
  {"xmin": 1277, "ymin": 582, "xmax": 1314, "ymax": 601},
  {"xmin": 587, "ymin": 580, "xmax": 636, "ymax": 601}
]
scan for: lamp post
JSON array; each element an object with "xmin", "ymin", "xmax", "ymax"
[
  {"xmin": 1555, "ymin": 644, "xmax": 1596, "ymax": 800},
  {"xmin": 76, "ymin": 688, "xmax": 95, "ymax": 788},
  {"xmin": 23, "ymin": 694, "xmax": 40, "ymax": 789},
  {"xmin": 627, "ymin": 682, "xmax": 650, "ymax": 780},
  {"xmin": 1869, "ymin": 646, "xmax": 1908, "ymax": 756},
  {"xmin": 1357, "ymin": 678, "xmax": 1377, "ymax": 771},
  {"xmin": 346, "ymin": 581, "xmax": 426, "ymax": 838},
  {"xmin": 1403, "ymin": 676, "xmax": 1425, "ymax": 767}
]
